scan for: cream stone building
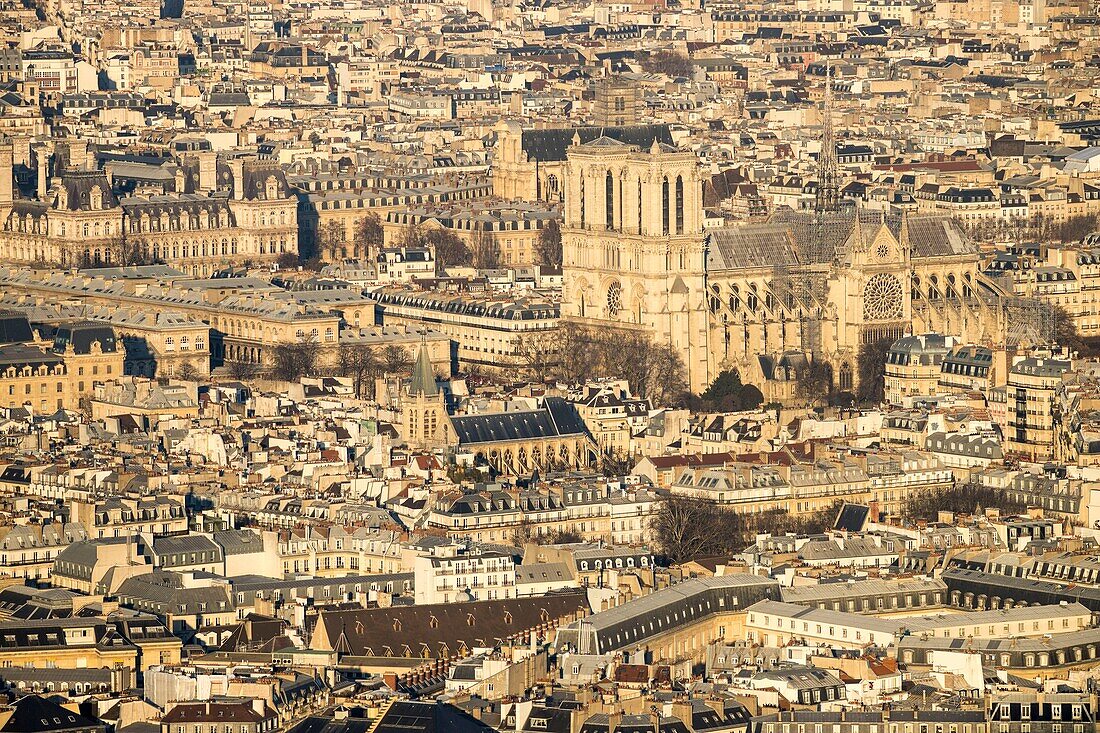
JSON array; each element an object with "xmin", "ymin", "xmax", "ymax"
[
  {"xmin": 0, "ymin": 140, "xmax": 297, "ymax": 277},
  {"xmin": 560, "ymin": 136, "xmax": 1002, "ymax": 395}
]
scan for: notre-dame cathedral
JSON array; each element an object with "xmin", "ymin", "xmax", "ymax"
[{"xmin": 559, "ymin": 135, "xmax": 1005, "ymax": 396}]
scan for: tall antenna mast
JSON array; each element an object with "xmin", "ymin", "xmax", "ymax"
[{"xmin": 815, "ymin": 56, "xmax": 840, "ymax": 215}]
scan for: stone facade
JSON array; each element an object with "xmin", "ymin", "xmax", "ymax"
[
  {"xmin": 0, "ymin": 144, "xmax": 297, "ymax": 277},
  {"xmin": 560, "ymin": 136, "xmax": 1002, "ymax": 395}
]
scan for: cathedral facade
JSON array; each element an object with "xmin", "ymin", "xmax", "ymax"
[{"xmin": 560, "ymin": 137, "xmax": 1001, "ymax": 395}]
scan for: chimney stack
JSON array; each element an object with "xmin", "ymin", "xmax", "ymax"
[
  {"xmin": 0, "ymin": 140, "xmax": 12, "ymax": 209},
  {"xmin": 197, "ymin": 150, "xmax": 218, "ymax": 194},
  {"xmin": 230, "ymin": 158, "xmax": 245, "ymax": 201},
  {"xmin": 36, "ymin": 144, "xmax": 49, "ymax": 200},
  {"xmin": 67, "ymin": 139, "xmax": 88, "ymax": 171}
]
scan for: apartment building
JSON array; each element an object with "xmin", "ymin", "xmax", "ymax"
[
  {"xmin": 1004, "ymin": 356, "xmax": 1071, "ymax": 461},
  {"xmin": 412, "ymin": 541, "xmax": 517, "ymax": 604},
  {"xmin": 373, "ymin": 287, "xmax": 558, "ymax": 372},
  {"xmin": 70, "ymin": 496, "xmax": 188, "ymax": 540}
]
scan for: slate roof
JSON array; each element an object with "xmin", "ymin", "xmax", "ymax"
[
  {"xmin": 0, "ymin": 344, "xmax": 63, "ymax": 369},
  {"xmin": 115, "ymin": 571, "xmax": 234, "ymax": 615},
  {"xmin": 450, "ymin": 397, "xmax": 587, "ymax": 446},
  {"xmin": 162, "ymin": 703, "xmax": 272, "ymax": 725},
  {"xmin": 0, "ymin": 312, "xmax": 33, "ymax": 345},
  {"xmin": 706, "ymin": 211, "xmax": 975, "ymax": 271},
  {"xmin": 556, "ymin": 575, "xmax": 779, "ymax": 654},
  {"xmin": 408, "ymin": 342, "xmax": 438, "ymax": 397},
  {"xmin": 313, "ymin": 591, "xmax": 589, "ymax": 658},
  {"xmin": 833, "ymin": 503, "xmax": 870, "ymax": 533},
  {"xmin": 519, "ymin": 124, "xmax": 673, "ymax": 162},
  {"xmin": 212, "ymin": 529, "xmax": 265, "ymax": 556},
  {"xmin": 515, "ymin": 562, "xmax": 573, "ymax": 585},
  {"xmin": 150, "ymin": 534, "xmax": 223, "ymax": 563},
  {"xmin": 0, "ymin": 695, "xmax": 104, "ymax": 733}
]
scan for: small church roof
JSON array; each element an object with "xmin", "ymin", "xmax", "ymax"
[{"xmin": 408, "ymin": 342, "xmax": 438, "ymax": 397}]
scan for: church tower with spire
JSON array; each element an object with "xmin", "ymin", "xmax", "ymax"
[
  {"xmin": 403, "ymin": 342, "xmax": 446, "ymax": 452},
  {"xmin": 815, "ymin": 59, "xmax": 840, "ymax": 216}
]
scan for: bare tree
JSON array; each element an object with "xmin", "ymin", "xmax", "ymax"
[
  {"xmin": 903, "ymin": 483, "xmax": 1025, "ymax": 520},
  {"xmin": 550, "ymin": 325, "xmax": 687, "ymax": 406},
  {"xmin": 316, "ymin": 220, "xmax": 347, "ymax": 261},
  {"xmin": 470, "ymin": 225, "xmax": 501, "ymax": 270},
  {"xmin": 337, "ymin": 343, "xmax": 380, "ymax": 398},
  {"xmin": 551, "ymin": 322, "xmax": 603, "ymax": 385},
  {"xmin": 354, "ymin": 213, "xmax": 385, "ymax": 260},
  {"xmin": 400, "ymin": 223, "xmax": 423, "ymax": 249},
  {"xmin": 381, "ymin": 344, "xmax": 412, "ymax": 376},
  {"xmin": 118, "ymin": 236, "xmax": 154, "ymax": 266},
  {"xmin": 640, "ymin": 49, "xmax": 693, "ymax": 77},
  {"xmin": 856, "ymin": 336, "xmax": 893, "ymax": 405},
  {"xmin": 276, "ymin": 251, "xmax": 299, "ymax": 270},
  {"xmin": 795, "ymin": 360, "xmax": 834, "ymax": 406},
  {"xmin": 513, "ymin": 330, "xmax": 556, "ymax": 383},
  {"xmin": 650, "ymin": 497, "xmax": 717, "ymax": 563},
  {"xmin": 226, "ymin": 359, "xmax": 262, "ymax": 382},
  {"xmin": 534, "ymin": 218, "xmax": 563, "ymax": 269},
  {"xmin": 176, "ymin": 361, "xmax": 200, "ymax": 381},
  {"xmin": 271, "ymin": 337, "xmax": 322, "ymax": 381},
  {"xmin": 651, "ymin": 497, "xmax": 842, "ymax": 563},
  {"xmin": 421, "ymin": 228, "xmax": 471, "ymax": 271}
]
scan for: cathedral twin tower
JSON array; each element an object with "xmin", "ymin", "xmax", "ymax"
[{"xmin": 560, "ymin": 136, "xmax": 712, "ymax": 392}]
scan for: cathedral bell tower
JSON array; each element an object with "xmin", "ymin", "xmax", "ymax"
[{"xmin": 560, "ymin": 135, "xmax": 711, "ymax": 392}]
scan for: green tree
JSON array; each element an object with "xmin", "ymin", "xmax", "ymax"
[{"xmin": 701, "ymin": 369, "xmax": 741, "ymax": 404}]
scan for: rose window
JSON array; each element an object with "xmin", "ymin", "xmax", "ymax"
[
  {"xmin": 606, "ymin": 281, "xmax": 622, "ymax": 317},
  {"xmin": 862, "ymin": 273, "xmax": 903, "ymax": 321}
]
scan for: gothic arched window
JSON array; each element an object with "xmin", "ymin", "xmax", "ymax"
[
  {"xmin": 675, "ymin": 175, "xmax": 684, "ymax": 234},
  {"xmin": 662, "ymin": 177, "xmax": 670, "ymax": 235},
  {"xmin": 579, "ymin": 177, "xmax": 586, "ymax": 228},
  {"xmin": 605, "ymin": 171, "xmax": 614, "ymax": 231},
  {"xmin": 839, "ymin": 362, "xmax": 853, "ymax": 391}
]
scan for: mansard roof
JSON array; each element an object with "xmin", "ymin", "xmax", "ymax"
[
  {"xmin": 313, "ymin": 591, "xmax": 589, "ymax": 658},
  {"xmin": 53, "ymin": 171, "xmax": 118, "ymax": 212}
]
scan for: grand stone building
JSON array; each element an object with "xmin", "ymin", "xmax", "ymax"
[
  {"xmin": 0, "ymin": 139, "xmax": 297, "ymax": 276},
  {"xmin": 560, "ymin": 135, "xmax": 1003, "ymax": 394}
]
